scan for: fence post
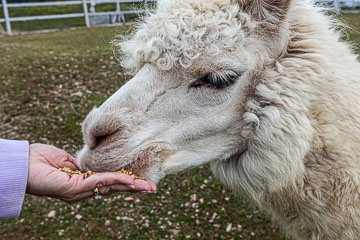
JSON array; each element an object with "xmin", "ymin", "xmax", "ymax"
[
  {"xmin": 90, "ymin": 0, "xmax": 96, "ymax": 13},
  {"xmin": 116, "ymin": 0, "xmax": 125, "ymax": 23},
  {"xmin": 82, "ymin": 0, "xmax": 90, "ymax": 27},
  {"xmin": 1, "ymin": 0, "xmax": 12, "ymax": 35},
  {"xmin": 334, "ymin": 0, "xmax": 340, "ymax": 14}
]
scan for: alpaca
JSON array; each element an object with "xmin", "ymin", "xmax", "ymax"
[{"xmin": 76, "ymin": 0, "xmax": 360, "ymax": 239}]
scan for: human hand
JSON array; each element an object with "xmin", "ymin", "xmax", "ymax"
[{"xmin": 26, "ymin": 144, "xmax": 156, "ymax": 203}]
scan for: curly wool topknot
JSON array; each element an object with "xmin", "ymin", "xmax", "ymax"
[{"xmin": 113, "ymin": 0, "xmax": 257, "ymax": 75}]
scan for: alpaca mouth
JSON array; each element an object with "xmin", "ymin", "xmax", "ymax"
[
  {"xmin": 119, "ymin": 144, "xmax": 171, "ymax": 177},
  {"xmin": 77, "ymin": 142, "xmax": 172, "ymax": 181}
]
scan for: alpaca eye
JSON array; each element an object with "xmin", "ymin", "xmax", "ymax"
[{"xmin": 193, "ymin": 71, "xmax": 238, "ymax": 89}]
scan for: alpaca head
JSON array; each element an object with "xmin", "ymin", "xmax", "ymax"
[{"xmin": 77, "ymin": 0, "xmax": 292, "ymax": 183}]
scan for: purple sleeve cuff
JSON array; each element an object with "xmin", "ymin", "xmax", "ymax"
[{"xmin": 0, "ymin": 139, "xmax": 29, "ymax": 218}]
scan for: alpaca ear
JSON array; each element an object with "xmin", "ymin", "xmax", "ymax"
[
  {"xmin": 236, "ymin": 0, "xmax": 291, "ymax": 56},
  {"xmin": 237, "ymin": 0, "xmax": 291, "ymax": 24}
]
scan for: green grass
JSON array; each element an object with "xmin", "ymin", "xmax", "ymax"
[
  {"xmin": 341, "ymin": 13, "xmax": 360, "ymax": 53},
  {"xmin": 0, "ymin": 13, "xmax": 359, "ymax": 240}
]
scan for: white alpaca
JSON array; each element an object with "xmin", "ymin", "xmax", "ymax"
[{"xmin": 77, "ymin": 0, "xmax": 360, "ymax": 239}]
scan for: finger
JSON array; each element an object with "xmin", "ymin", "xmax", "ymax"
[
  {"xmin": 57, "ymin": 150, "xmax": 78, "ymax": 170},
  {"xmin": 148, "ymin": 180, "xmax": 157, "ymax": 192},
  {"xmin": 71, "ymin": 183, "xmax": 135, "ymax": 201},
  {"xmin": 79, "ymin": 173, "xmax": 135, "ymax": 192},
  {"xmin": 66, "ymin": 155, "xmax": 79, "ymax": 169},
  {"xmin": 60, "ymin": 160, "xmax": 78, "ymax": 171},
  {"xmin": 133, "ymin": 179, "xmax": 153, "ymax": 192},
  {"xmin": 98, "ymin": 184, "xmax": 137, "ymax": 195},
  {"xmin": 62, "ymin": 190, "xmax": 95, "ymax": 203}
]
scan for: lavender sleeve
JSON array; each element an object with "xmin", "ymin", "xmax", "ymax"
[{"xmin": 0, "ymin": 139, "xmax": 29, "ymax": 218}]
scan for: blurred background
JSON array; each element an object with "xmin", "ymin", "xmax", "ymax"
[{"xmin": 0, "ymin": 0, "xmax": 359, "ymax": 239}]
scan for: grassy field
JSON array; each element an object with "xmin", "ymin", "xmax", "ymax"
[
  {"xmin": 341, "ymin": 13, "xmax": 360, "ymax": 47},
  {"xmin": 0, "ymin": 13, "xmax": 359, "ymax": 240},
  {"xmin": 0, "ymin": 2, "xmax": 150, "ymax": 32}
]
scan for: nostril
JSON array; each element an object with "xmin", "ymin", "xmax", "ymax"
[
  {"xmin": 88, "ymin": 128, "xmax": 121, "ymax": 150},
  {"xmin": 88, "ymin": 134, "xmax": 110, "ymax": 150},
  {"xmin": 82, "ymin": 109, "xmax": 125, "ymax": 149},
  {"xmin": 94, "ymin": 134, "xmax": 109, "ymax": 148}
]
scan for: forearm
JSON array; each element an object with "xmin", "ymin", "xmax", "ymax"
[{"xmin": 0, "ymin": 139, "xmax": 29, "ymax": 218}]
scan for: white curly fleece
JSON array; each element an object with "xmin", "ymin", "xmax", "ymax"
[{"xmin": 115, "ymin": 0, "xmax": 258, "ymax": 74}]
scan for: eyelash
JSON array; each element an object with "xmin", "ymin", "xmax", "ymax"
[{"xmin": 191, "ymin": 71, "xmax": 239, "ymax": 89}]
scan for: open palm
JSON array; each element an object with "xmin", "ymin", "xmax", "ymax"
[{"xmin": 26, "ymin": 144, "xmax": 156, "ymax": 203}]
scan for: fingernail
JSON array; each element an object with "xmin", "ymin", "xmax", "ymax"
[{"xmin": 127, "ymin": 185, "xmax": 135, "ymax": 189}]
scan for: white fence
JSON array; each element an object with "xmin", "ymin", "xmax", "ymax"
[
  {"xmin": 1, "ymin": 0, "xmax": 359, "ymax": 36},
  {"xmin": 339, "ymin": 0, "xmax": 360, "ymax": 8},
  {"xmin": 320, "ymin": 0, "xmax": 360, "ymax": 9},
  {"xmin": 0, "ymin": 0, "xmax": 154, "ymax": 35},
  {"xmin": 318, "ymin": 0, "xmax": 360, "ymax": 13}
]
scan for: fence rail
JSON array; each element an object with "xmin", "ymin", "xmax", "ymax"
[
  {"xmin": 0, "ymin": 0, "xmax": 153, "ymax": 35},
  {"xmin": 1, "ymin": 0, "xmax": 359, "ymax": 36}
]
